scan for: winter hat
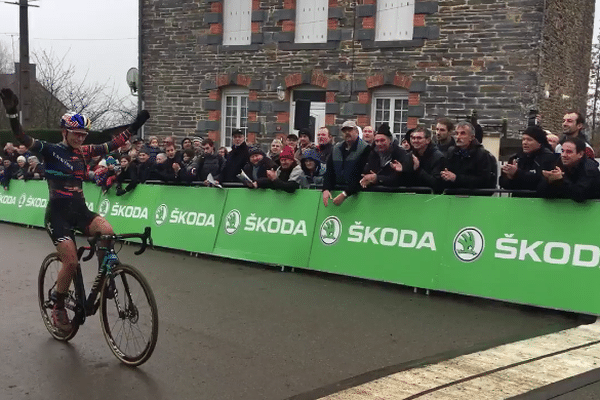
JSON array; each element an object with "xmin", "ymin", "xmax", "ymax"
[
  {"xmin": 279, "ymin": 145, "xmax": 295, "ymax": 161},
  {"xmin": 301, "ymin": 148, "xmax": 320, "ymax": 163},
  {"xmin": 16, "ymin": 156, "xmax": 26, "ymax": 163},
  {"xmin": 376, "ymin": 123, "xmax": 393, "ymax": 138},
  {"xmin": 522, "ymin": 125, "xmax": 549, "ymax": 147},
  {"xmin": 106, "ymin": 156, "xmax": 117, "ymax": 166},
  {"xmin": 298, "ymin": 128, "xmax": 312, "ymax": 141},
  {"xmin": 98, "ymin": 159, "xmax": 107, "ymax": 168},
  {"xmin": 248, "ymin": 145, "xmax": 264, "ymax": 156}
]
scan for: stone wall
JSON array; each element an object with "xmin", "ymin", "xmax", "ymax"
[{"xmin": 139, "ymin": 0, "xmax": 594, "ymax": 145}]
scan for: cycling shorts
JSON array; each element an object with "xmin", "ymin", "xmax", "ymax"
[{"xmin": 44, "ymin": 198, "xmax": 99, "ymax": 246}]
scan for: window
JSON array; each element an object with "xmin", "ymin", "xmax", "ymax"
[
  {"xmin": 295, "ymin": 0, "xmax": 328, "ymax": 44},
  {"xmin": 221, "ymin": 88, "xmax": 248, "ymax": 147},
  {"xmin": 371, "ymin": 88, "xmax": 409, "ymax": 141},
  {"xmin": 375, "ymin": 1, "xmax": 414, "ymax": 41},
  {"xmin": 223, "ymin": 0, "xmax": 251, "ymax": 45}
]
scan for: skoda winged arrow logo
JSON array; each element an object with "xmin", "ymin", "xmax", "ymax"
[
  {"xmin": 453, "ymin": 227, "xmax": 485, "ymax": 262},
  {"xmin": 320, "ymin": 216, "xmax": 342, "ymax": 246},
  {"xmin": 155, "ymin": 204, "xmax": 168, "ymax": 226},
  {"xmin": 98, "ymin": 199, "xmax": 110, "ymax": 217},
  {"xmin": 224, "ymin": 209, "xmax": 241, "ymax": 235},
  {"xmin": 18, "ymin": 194, "xmax": 26, "ymax": 208}
]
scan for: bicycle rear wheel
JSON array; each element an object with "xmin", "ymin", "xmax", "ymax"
[
  {"xmin": 38, "ymin": 253, "xmax": 80, "ymax": 341},
  {"xmin": 100, "ymin": 263, "xmax": 158, "ymax": 366}
]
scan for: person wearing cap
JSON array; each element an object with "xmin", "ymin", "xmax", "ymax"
[
  {"xmin": 216, "ymin": 129, "xmax": 250, "ymax": 184},
  {"xmin": 322, "ymin": 120, "xmax": 371, "ymax": 206},
  {"xmin": 360, "ymin": 123, "xmax": 412, "ymax": 189},
  {"xmin": 240, "ymin": 145, "xmax": 277, "ymax": 188},
  {"xmin": 294, "ymin": 128, "xmax": 316, "ymax": 161},
  {"xmin": 500, "ymin": 125, "xmax": 557, "ymax": 194},
  {"xmin": 316, "ymin": 127, "xmax": 334, "ymax": 163},
  {"xmin": 0, "ymin": 87, "xmax": 150, "ymax": 334},
  {"xmin": 407, "ymin": 126, "xmax": 446, "ymax": 193},
  {"xmin": 25, "ymin": 155, "xmax": 44, "ymax": 180},
  {"xmin": 538, "ymin": 136, "xmax": 600, "ymax": 202},
  {"xmin": 1, "ymin": 158, "xmax": 16, "ymax": 189},
  {"xmin": 259, "ymin": 145, "xmax": 307, "ymax": 192}
]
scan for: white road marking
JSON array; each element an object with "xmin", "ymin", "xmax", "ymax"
[{"xmin": 319, "ymin": 321, "xmax": 600, "ymax": 399}]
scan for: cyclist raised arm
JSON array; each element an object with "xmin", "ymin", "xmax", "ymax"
[{"xmin": 0, "ymin": 88, "xmax": 150, "ymax": 333}]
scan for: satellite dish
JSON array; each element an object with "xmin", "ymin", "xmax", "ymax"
[{"xmin": 126, "ymin": 67, "xmax": 140, "ymax": 96}]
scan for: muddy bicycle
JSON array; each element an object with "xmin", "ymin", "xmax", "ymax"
[{"xmin": 38, "ymin": 227, "xmax": 158, "ymax": 366}]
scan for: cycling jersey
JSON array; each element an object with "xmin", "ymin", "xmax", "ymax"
[{"xmin": 16, "ymin": 129, "xmax": 132, "ymax": 199}]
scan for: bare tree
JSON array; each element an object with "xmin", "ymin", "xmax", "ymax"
[
  {"xmin": 0, "ymin": 40, "xmax": 13, "ymax": 74},
  {"xmin": 32, "ymin": 49, "xmax": 136, "ymax": 130},
  {"xmin": 588, "ymin": 36, "xmax": 600, "ymax": 143}
]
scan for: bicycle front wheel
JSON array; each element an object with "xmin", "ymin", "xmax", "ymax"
[
  {"xmin": 100, "ymin": 263, "xmax": 158, "ymax": 366},
  {"xmin": 38, "ymin": 253, "xmax": 80, "ymax": 341}
]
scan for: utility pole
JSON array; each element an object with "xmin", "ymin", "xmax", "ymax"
[{"xmin": 5, "ymin": 0, "xmax": 38, "ymax": 128}]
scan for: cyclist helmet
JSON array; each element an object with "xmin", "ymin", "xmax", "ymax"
[{"xmin": 60, "ymin": 112, "xmax": 92, "ymax": 131}]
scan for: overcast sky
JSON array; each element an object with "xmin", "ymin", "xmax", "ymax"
[
  {"xmin": 0, "ymin": 0, "xmax": 138, "ymax": 102},
  {"xmin": 0, "ymin": 1, "xmax": 599, "ymax": 106}
]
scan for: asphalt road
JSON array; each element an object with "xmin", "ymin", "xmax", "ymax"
[{"xmin": 0, "ymin": 222, "xmax": 590, "ymax": 400}]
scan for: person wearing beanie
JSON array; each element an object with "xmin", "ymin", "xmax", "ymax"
[
  {"xmin": 258, "ymin": 145, "xmax": 306, "ymax": 192},
  {"xmin": 500, "ymin": 125, "xmax": 559, "ymax": 194},
  {"xmin": 295, "ymin": 128, "xmax": 316, "ymax": 161},
  {"xmin": 13, "ymin": 155, "xmax": 28, "ymax": 180},
  {"xmin": 300, "ymin": 147, "xmax": 326, "ymax": 186},
  {"xmin": 361, "ymin": 123, "xmax": 413, "ymax": 189},
  {"xmin": 240, "ymin": 145, "xmax": 277, "ymax": 188}
]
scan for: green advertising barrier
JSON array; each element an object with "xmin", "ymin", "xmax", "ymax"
[
  {"xmin": 212, "ymin": 188, "xmax": 320, "ymax": 267},
  {"xmin": 308, "ymin": 192, "xmax": 447, "ymax": 289},
  {"xmin": 5, "ymin": 182, "xmax": 600, "ymax": 315},
  {"xmin": 437, "ymin": 196, "xmax": 600, "ymax": 315}
]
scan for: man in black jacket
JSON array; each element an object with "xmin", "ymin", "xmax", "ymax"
[
  {"xmin": 537, "ymin": 137, "xmax": 600, "ymax": 202},
  {"xmin": 409, "ymin": 126, "xmax": 445, "ymax": 192},
  {"xmin": 436, "ymin": 118, "xmax": 456, "ymax": 153},
  {"xmin": 441, "ymin": 121, "xmax": 495, "ymax": 190},
  {"xmin": 500, "ymin": 125, "xmax": 557, "ymax": 194},
  {"xmin": 360, "ymin": 123, "xmax": 412, "ymax": 188},
  {"xmin": 217, "ymin": 129, "xmax": 250, "ymax": 183},
  {"xmin": 316, "ymin": 127, "xmax": 334, "ymax": 163},
  {"xmin": 198, "ymin": 139, "xmax": 224, "ymax": 182}
]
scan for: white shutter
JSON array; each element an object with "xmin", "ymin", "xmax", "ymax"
[
  {"xmin": 296, "ymin": 0, "xmax": 327, "ymax": 44},
  {"xmin": 395, "ymin": 1, "xmax": 414, "ymax": 40},
  {"xmin": 376, "ymin": 1, "xmax": 414, "ymax": 41},
  {"xmin": 223, "ymin": 0, "xmax": 251, "ymax": 45}
]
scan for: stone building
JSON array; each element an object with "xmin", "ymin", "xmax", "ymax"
[{"xmin": 139, "ymin": 0, "xmax": 595, "ymax": 148}]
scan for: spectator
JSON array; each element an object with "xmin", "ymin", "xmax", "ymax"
[
  {"xmin": 13, "ymin": 155, "xmax": 28, "ymax": 180},
  {"xmin": 409, "ymin": 126, "xmax": 445, "ymax": 192},
  {"xmin": 162, "ymin": 136, "xmax": 175, "ymax": 151},
  {"xmin": 16, "ymin": 144, "xmax": 32, "ymax": 161},
  {"xmin": 300, "ymin": 148, "xmax": 326, "ymax": 186},
  {"xmin": 150, "ymin": 152, "xmax": 178, "ymax": 182},
  {"xmin": 286, "ymin": 134, "xmax": 298, "ymax": 152},
  {"xmin": 499, "ymin": 125, "xmax": 557, "ymax": 193},
  {"xmin": 26, "ymin": 155, "xmax": 45, "ymax": 180},
  {"xmin": 436, "ymin": 118, "xmax": 456, "ymax": 153},
  {"xmin": 136, "ymin": 146, "xmax": 156, "ymax": 183},
  {"xmin": 1, "ymin": 158, "xmax": 15, "ymax": 189},
  {"xmin": 115, "ymin": 155, "xmax": 138, "ymax": 196},
  {"xmin": 192, "ymin": 137, "xmax": 203, "ymax": 157},
  {"xmin": 316, "ymin": 127, "xmax": 334, "ymax": 163},
  {"xmin": 538, "ymin": 137, "xmax": 600, "ymax": 202},
  {"xmin": 362, "ymin": 126, "xmax": 375, "ymax": 146},
  {"xmin": 163, "ymin": 143, "xmax": 179, "ymax": 172},
  {"xmin": 146, "ymin": 136, "xmax": 161, "ymax": 162},
  {"xmin": 113, "ymin": 140, "xmax": 132, "ymax": 160},
  {"xmin": 217, "ymin": 129, "xmax": 250, "ymax": 183},
  {"xmin": 295, "ymin": 128, "xmax": 316, "ymax": 161},
  {"xmin": 93, "ymin": 159, "xmax": 117, "ymax": 194},
  {"xmin": 218, "ymin": 146, "xmax": 228, "ymax": 159},
  {"xmin": 198, "ymin": 138, "xmax": 224, "ymax": 182},
  {"xmin": 400, "ymin": 136, "xmax": 411, "ymax": 152},
  {"xmin": 441, "ymin": 121, "xmax": 496, "ymax": 190},
  {"xmin": 268, "ymin": 139, "xmax": 283, "ymax": 166},
  {"xmin": 546, "ymin": 132, "xmax": 560, "ymax": 152},
  {"xmin": 181, "ymin": 137, "xmax": 193, "ymax": 151},
  {"xmin": 3, "ymin": 142, "xmax": 18, "ymax": 162},
  {"xmin": 132, "ymin": 138, "xmax": 145, "ymax": 152},
  {"xmin": 241, "ymin": 146, "xmax": 277, "ymax": 187},
  {"xmin": 178, "ymin": 148, "xmax": 198, "ymax": 183},
  {"xmin": 128, "ymin": 148, "xmax": 139, "ymax": 166},
  {"xmin": 259, "ymin": 146, "xmax": 306, "ymax": 192},
  {"xmin": 322, "ymin": 120, "xmax": 371, "ymax": 206},
  {"xmin": 556, "ymin": 111, "xmax": 594, "ymax": 158},
  {"xmin": 361, "ymin": 123, "xmax": 412, "ymax": 189}
]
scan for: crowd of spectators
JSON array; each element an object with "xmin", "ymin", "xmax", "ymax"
[{"xmin": 1, "ymin": 109, "xmax": 598, "ymax": 203}]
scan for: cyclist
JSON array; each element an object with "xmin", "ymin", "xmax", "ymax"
[{"xmin": 0, "ymin": 88, "xmax": 150, "ymax": 333}]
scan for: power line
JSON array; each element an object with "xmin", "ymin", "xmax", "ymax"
[{"xmin": 0, "ymin": 33, "xmax": 137, "ymax": 41}]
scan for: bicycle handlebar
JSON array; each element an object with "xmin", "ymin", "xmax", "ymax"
[{"xmin": 80, "ymin": 227, "xmax": 153, "ymax": 262}]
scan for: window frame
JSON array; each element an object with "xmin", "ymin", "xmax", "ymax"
[
  {"xmin": 371, "ymin": 88, "xmax": 410, "ymax": 141},
  {"xmin": 220, "ymin": 87, "xmax": 249, "ymax": 148}
]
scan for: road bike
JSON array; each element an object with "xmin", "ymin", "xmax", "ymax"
[{"xmin": 38, "ymin": 227, "xmax": 158, "ymax": 366}]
